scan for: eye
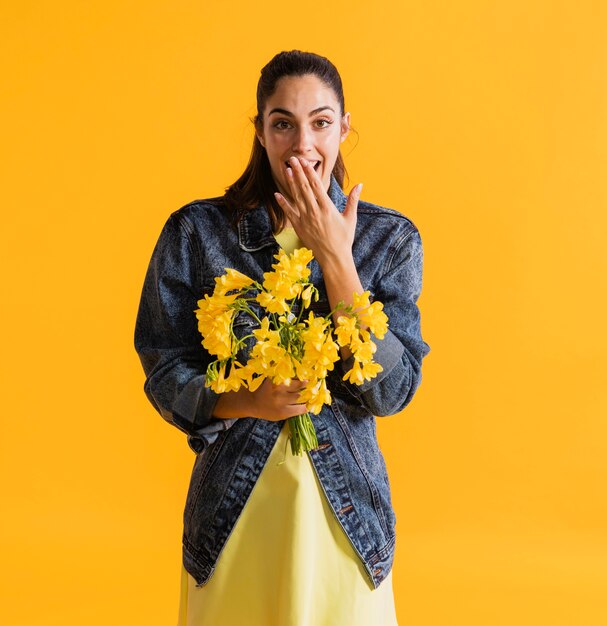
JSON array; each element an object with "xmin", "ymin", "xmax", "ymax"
[{"xmin": 273, "ymin": 119, "xmax": 333, "ymax": 130}]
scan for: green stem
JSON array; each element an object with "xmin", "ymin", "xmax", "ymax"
[{"xmin": 287, "ymin": 412, "xmax": 319, "ymax": 456}]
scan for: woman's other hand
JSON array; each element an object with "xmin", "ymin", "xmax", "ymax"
[{"xmin": 212, "ymin": 378, "xmax": 309, "ymax": 422}]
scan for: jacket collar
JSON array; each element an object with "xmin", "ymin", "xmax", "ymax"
[{"xmin": 237, "ymin": 172, "xmax": 348, "ymax": 252}]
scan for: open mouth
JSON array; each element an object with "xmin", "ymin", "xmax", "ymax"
[{"xmin": 285, "ymin": 160, "xmax": 321, "ymax": 172}]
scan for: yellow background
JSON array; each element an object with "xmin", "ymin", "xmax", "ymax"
[{"xmin": 2, "ymin": 1, "xmax": 606, "ymax": 624}]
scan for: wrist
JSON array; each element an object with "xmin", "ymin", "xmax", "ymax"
[{"xmin": 320, "ymin": 254, "xmax": 356, "ymax": 280}]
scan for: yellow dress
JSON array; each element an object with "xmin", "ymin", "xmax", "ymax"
[{"xmin": 176, "ymin": 228, "xmax": 398, "ymax": 626}]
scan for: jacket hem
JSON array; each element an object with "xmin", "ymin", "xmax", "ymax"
[
  {"xmin": 183, "ymin": 536, "xmax": 215, "ymax": 588},
  {"xmin": 183, "ymin": 528, "xmax": 396, "ymax": 590},
  {"xmin": 368, "ymin": 533, "xmax": 397, "ymax": 588}
]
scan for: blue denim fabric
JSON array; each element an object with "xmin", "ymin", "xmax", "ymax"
[{"xmin": 134, "ymin": 173, "xmax": 431, "ymax": 589}]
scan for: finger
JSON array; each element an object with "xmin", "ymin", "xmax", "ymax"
[
  {"xmin": 344, "ymin": 183, "xmax": 363, "ymax": 224},
  {"xmin": 290, "ymin": 157, "xmax": 319, "ymax": 215},
  {"xmin": 286, "ymin": 382, "xmax": 308, "ymax": 394},
  {"xmin": 274, "ymin": 191, "xmax": 301, "ymax": 221},
  {"xmin": 284, "ymin": 159, "xmax": 304, "ymax": 207},
  {"xmin": 278, "ymin": 379, "xmax": 308, "ymax": 393},
  {"xmin": 299, "ymin": 156, "xmax": 330, "ymax": 210},
  {"xmin": 284, "ymin": 404, "xmax": 309, "ymax": 418}
]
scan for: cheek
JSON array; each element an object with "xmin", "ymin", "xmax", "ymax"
[
  {"xmin": 267, "ymin": 133, "xmax": 289, "ymax": 148},
  {"xmin": 320, "ymin": 133, "xmax": 340, "ymax": 153}
]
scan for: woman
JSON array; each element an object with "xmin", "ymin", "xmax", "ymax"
[{"xmin": 134, "ymin": 50, "xmax": 431, "ymax": 626}]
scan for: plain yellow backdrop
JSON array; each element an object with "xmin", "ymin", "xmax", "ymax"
[{"xmin": 1, "ymin": 1, "xmax": 606, "ymax": 624}]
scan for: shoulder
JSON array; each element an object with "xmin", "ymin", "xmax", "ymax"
[
  {"xmin": 356, "ymin": 198, "xmax": 423, "ymax": 246},
  {"xmin": 170, "ymin": 195, "xmax": 227, "ymax": 220},
  {"xmin": 164, "ymin": 196, "xmax": 231, "ymax": 235}
]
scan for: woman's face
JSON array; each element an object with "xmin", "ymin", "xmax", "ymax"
[{"xmin": 256, "ymin": 74, "xmax": 350, "ymax": 203}]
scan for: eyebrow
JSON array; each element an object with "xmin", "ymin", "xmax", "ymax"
[{"xmin": 267, "ymin": 106, "xmax": 336, "ymax": 117}]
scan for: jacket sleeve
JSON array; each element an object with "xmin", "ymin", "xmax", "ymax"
[
  {"xmin": 337, "ymin": 225, "xmax": 431, "ymax": 416},
  {"xmin": 133, "ymin": 211, "xmax": 237, "ymax": 454}
]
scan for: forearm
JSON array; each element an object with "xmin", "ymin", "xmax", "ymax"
[
  {"xmin": 321, "ymin": 254, "xmax": 365, "ymax": 362},
  {"xmin": 212, "ymin": 386, "xmax": 256, "ymax": 419}
]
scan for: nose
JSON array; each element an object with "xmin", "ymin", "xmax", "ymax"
[{"xmin": 291, "ymin": 126, "xmax": 313, "ymax": 155}]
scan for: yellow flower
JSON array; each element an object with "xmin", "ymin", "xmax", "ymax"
[
  {"xmin": 271, "ymin": 352, "xmax": 296, "ymax": 386},
  {"xmin": 259, "ymin": 247, "xmax": 315, "ymax": 306},
  {"xmin": 228, "ymin": 361, "xmax": 251, "ymax": 390},
  {"xmin": 214, "ymin": 268, "xmax": 255, "ymax": 296},
  {"xmin": 195, "ymin": 292, "xmax": 238, "ymax": 315},
  {"xmin": 252, "ymin": 316, "xmax": 279, "ymax": 343},
  {"xmin": 351, "ymin": 291, "xmax": 389, "ymax": 339},
  {"xmin": 301, "ymin": 311, "xmax": 328, "ymax": 346},
  {"xmin": 246, "ymin": 375, "xmax": 265, "ymax": 392},
  {"xmin": 199, "ymin": 309, "xmax": 234, "ymax": 360},
  {"xmin": 271, "ymin": 247, "xmax": 313, "ymax": 282},
  {"xmin": 249, "ymin": 341, "xmax": 276, "ymax": 369},
  {"xmin": 236, "ymin": 362, "xmax": 266, "ymax": 392},
  {"xmin": 360, "ymin": 360, "xmax": 383, "ymax": 380},
  {"xmin": 301, "ymin": 284, "xmax": 315, "ymax": 309},
  {"xmin": 300, "ymin": 313, "xmax": 339, "ymax": 379},
  {"xmin": 262, "ymin": 269, "xmax": 299, "ymax": 300},
  {"xmin": 256, "ymin": 290, "xmax": 289, "ymax": 315},
  {"xmin": 342, "ymin": 358, "xmax": 383, "ymax": 385},
  {"xmin": 335, "ymin": 314, "xmax": 358, "ymax": 347},
  {"xmin": 359, "ymin": 301, "xmax": 388, "ymax": 338},
  {"xmin": 297, "ymin": 378, "xmax": 332, "ymax": 414},
  {"xmin": 359, "ymin": 328, "xmax": 371, "ymax": 343},
  {"xmin": 352, "ymin": 338, "xmax": 377, "ymax": 363},
  {"xmin": 320, "ymin": 337, "xmax": 339, "ymax": 369},
  {"xmin": 290, "ymin": 246, "xmax": 314, "ymax": 271},
  {"xmin": 248, "ymin": 340, "xmax": 295, "ymax": 386},
  {"xmin": 352, "ymin": 290, "xmax": 372, "ymax": 312},
  {"xmin": 294, "ymin": 358, "xmax": 316, "ymax": 382},
  {"xmin": 245, "ymin": 351, "xmax": 268, "ymax": 377},
  {"xmin": 207, "ymin": 360, "xmax": 247, "ymax": 393},
  {"xmin": 342, "ymin": 360, "xmax": 365, "ymax": 385}
]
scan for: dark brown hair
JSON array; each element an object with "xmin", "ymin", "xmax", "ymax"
[{"xmin": 223, "ymin": 50, "xmax": 354, "ymax": 233}]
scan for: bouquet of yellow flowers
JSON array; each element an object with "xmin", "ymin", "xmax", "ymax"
[{"xmin": 193, "ymin": 246, "xmax": 389, "ymax": 456}]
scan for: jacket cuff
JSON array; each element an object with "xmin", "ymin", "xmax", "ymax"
[{"xmin": 171, "ymin": 375, "xmax": 237, "ymax": 453}]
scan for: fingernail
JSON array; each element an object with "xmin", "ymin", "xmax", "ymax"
[{"xmin": 357, "ymin": 183, "xmax": 363, "ymax": 193}]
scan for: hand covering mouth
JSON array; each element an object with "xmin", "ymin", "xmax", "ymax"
[{"xmin": 285, "ymin": 160, "xmax": 321, "ymax": 171}]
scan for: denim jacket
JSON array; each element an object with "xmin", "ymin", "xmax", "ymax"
[{"xmin": 133, "ymin": 173, "xmax": 431, "ymax": 590}]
